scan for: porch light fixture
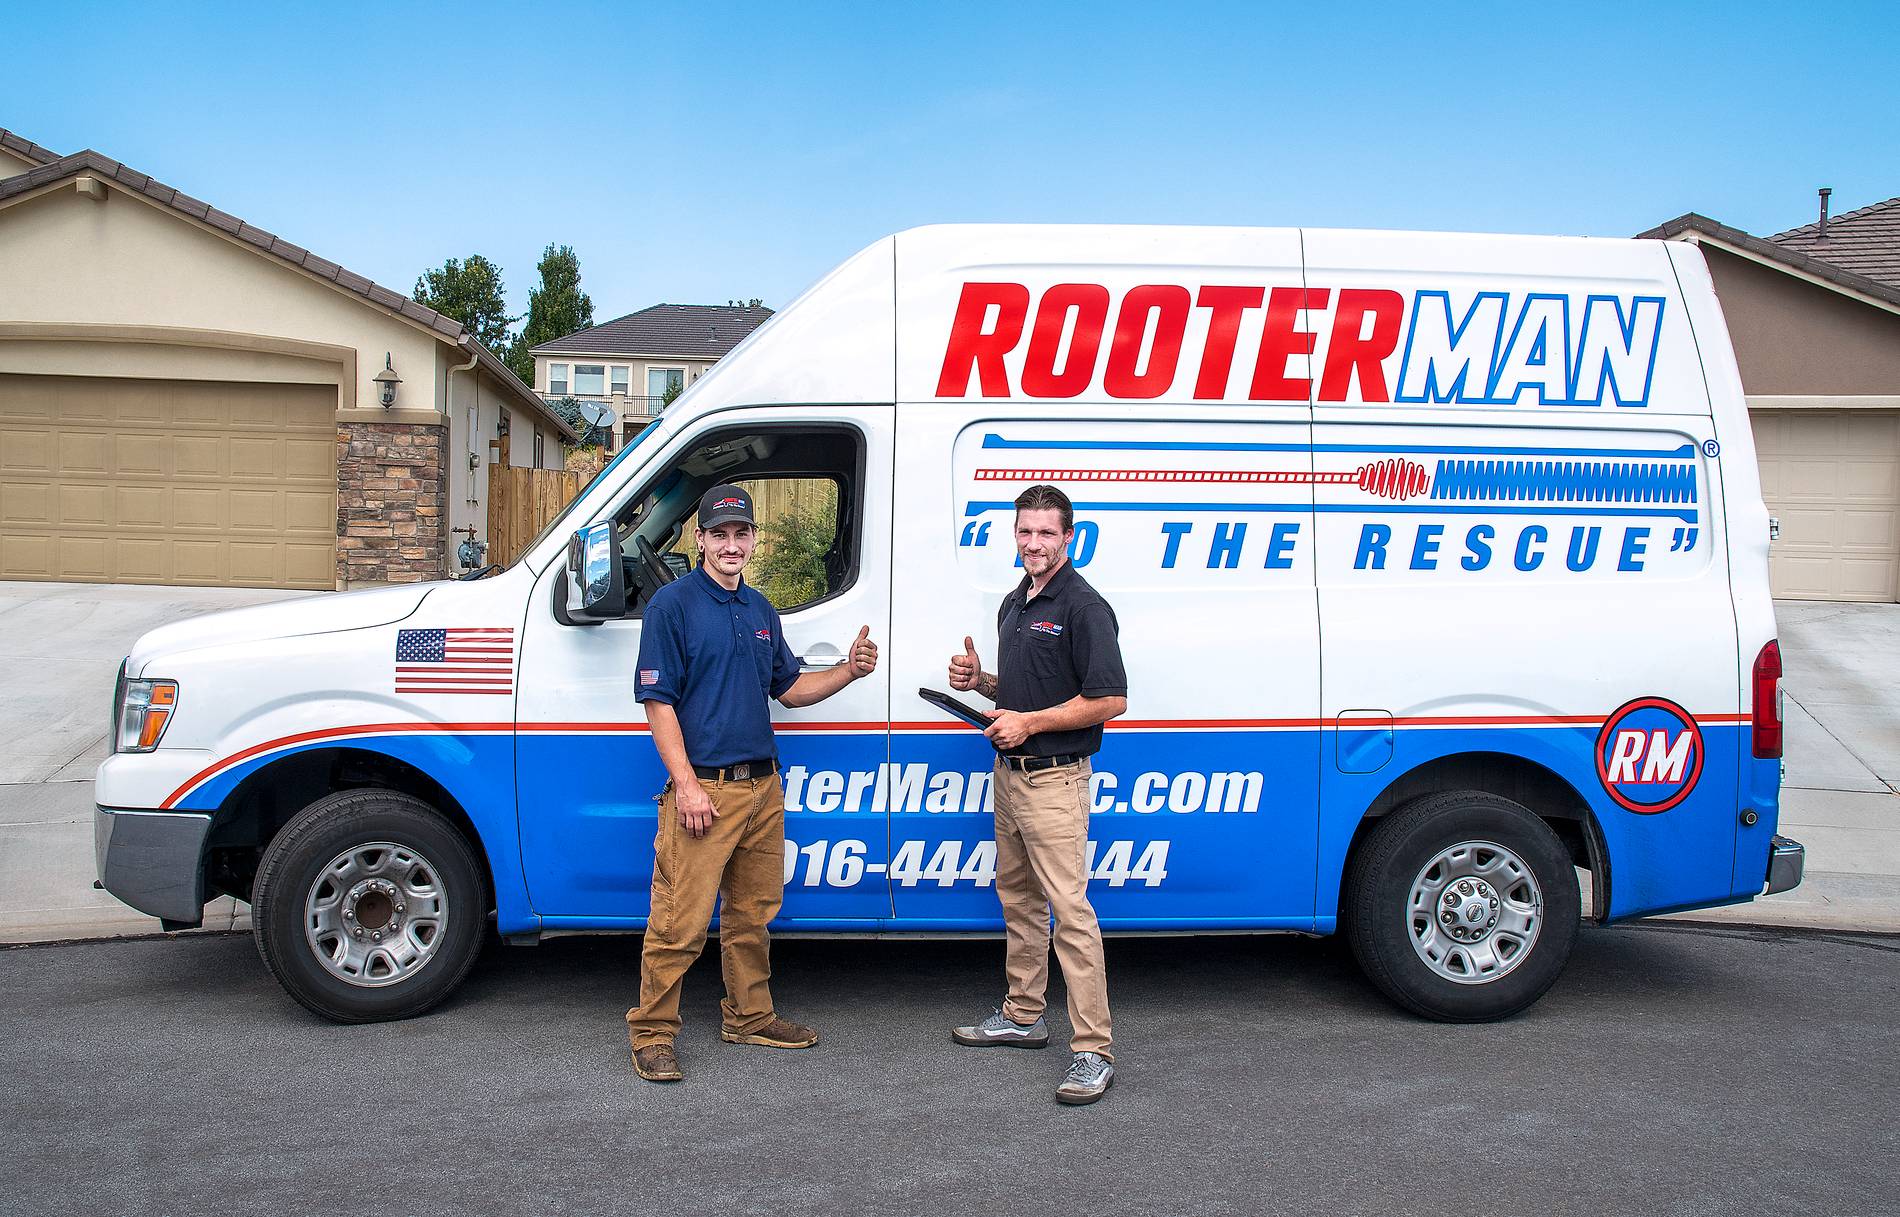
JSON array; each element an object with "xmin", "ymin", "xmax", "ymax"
[{"xmin": 373, "ymin": 353, "xmax": 402, "ymax": 408}]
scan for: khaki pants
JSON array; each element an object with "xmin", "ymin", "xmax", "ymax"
[
  {"xmin": 627, "ymin": 773, "xmax": 785, "ymax": 1049},
  {"xmin": 993, "ymin": 757, "xmax": 1113, "ymax": 1060}
]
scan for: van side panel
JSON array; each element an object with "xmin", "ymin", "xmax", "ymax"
[
  {"xmin": 889, "ymin": 227, "xmax": 1328, "ymax": 929},
  {"xmin": 1303, "ymin": 231, "xmax": 1746, "ymax": 923},
  {"xmin": 888, "ymin": 410, "xmax": 1324, "ymax": 929}
]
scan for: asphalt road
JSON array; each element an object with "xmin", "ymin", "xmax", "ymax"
[{"xmin": 2, "ymin": 924, "xmax": 1896, "ymax": 1217}]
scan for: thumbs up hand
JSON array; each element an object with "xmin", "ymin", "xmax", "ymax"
[
  {"xmin": 949, "ymin": 635, "xmax": 982, "ymax": 691},
  {"xmin": 849, "ymin": 624, "xmax": 879, "ymax": 678}
]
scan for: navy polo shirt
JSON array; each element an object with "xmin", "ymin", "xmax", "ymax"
[{"xmin": 635, "ymin": 567, "xmax": 800, "ymax": 767}]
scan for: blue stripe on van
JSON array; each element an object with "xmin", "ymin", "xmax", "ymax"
[{"xmin": 175, "ymin": 722, "xmax": 1764, "ymax": 936}]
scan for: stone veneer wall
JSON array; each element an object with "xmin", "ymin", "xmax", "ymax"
[{"xmin": 336, "ymin": 421, "xmax": 448, "ymax": 587}]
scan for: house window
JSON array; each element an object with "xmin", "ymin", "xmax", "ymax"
[
  {"xmin": 549, "ymin": 363, "xmax": 569, "ymax": 395},
  {"xmin": 611, "ymin": 366, "xmax": 630, "ymax": 395},
  {"xmin": 648, "ymin": 367, "xmax": 685, "ymax": 407},
  {"xmin": 573, "ymin": 364, "xmax": 606, "ymax": 396},
  {"xmin": 533, "ymin": 432, "xmax": 545, "ymax": 468}
]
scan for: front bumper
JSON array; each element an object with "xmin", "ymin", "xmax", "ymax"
[
  {"xmin": 94, "ymin": 806, "xmax": 213, "ymax": 927},
  {"xmin": 1766, "ymin": 835, "xmax": 1805, "ymax": 895}
]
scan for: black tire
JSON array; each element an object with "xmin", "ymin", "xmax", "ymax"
[
  {"xmin": 253, "ymin": 789, "xmax": 487, "ymax": 1023},
  {"xmin": 1344, "ymin": 791, "xmax": 1580, "ymax": 1022}
]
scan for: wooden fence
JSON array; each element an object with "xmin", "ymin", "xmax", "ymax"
[
  {"xmin": 485, "ymin": 466, "xmax": 829, "ymax": 571},
  {"xmin": 487, "ymin": 465, "xmax": 585, "ymax": 567},
  {"xmin": 666, "ymin": 477, "xmax": 837, "ymax": 560}
]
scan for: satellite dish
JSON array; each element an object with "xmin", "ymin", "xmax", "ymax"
[{"xmin": 577, "ymin": 401, "xmax": 615, "ymax": 427}]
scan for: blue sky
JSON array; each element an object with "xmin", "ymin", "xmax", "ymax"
[{"xmin": 4, "ymin": 2, "xmax": 1896, "ymax": 321}]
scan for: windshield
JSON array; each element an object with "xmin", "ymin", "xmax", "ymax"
[{"xmin": 511, "ymin": 415, "xmax": 666, "ymax": 568}]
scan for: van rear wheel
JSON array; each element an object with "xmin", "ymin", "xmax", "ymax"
[
  {"xmin": 253, "ymin": 789, "xmax": 486, "ymax": 1023},
  {"xmin": 1345, "ymin": 791, "xmax": 1579, "ymax": 1021}
]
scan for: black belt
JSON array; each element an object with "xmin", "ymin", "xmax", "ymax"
[
  {"xmin": 999, "ymin": 753, "xmax": 1083, "ymax": 773},
  {"xmin": 692, "ymin": 759, "xmax": 776, "ymax": 782}
]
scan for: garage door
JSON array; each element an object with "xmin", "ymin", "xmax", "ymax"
[
  {"xmin": 0, "ymin": 373, "xmax": 335, "ymax": 590},
  {"xmin": 1752, "ymin": 409, "xmax": 1900, "ymax": 602}
]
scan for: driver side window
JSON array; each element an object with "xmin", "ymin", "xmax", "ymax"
[
  {"xmin": 671, "ymin": 477, "xmax": 841, "ymax": 611},
  {"xmin": 615, "ymin": 425, "xmax": 861, "ymax": 617}
]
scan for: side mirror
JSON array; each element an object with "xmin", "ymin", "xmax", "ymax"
[{"xmin": 557, "ymin": 522, "xmax": 627, "ymax": 626}]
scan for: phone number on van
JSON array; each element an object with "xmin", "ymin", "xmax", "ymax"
[{"xmin": 785, "ymin": 838, "xmax": 1172, "ymax": 889}]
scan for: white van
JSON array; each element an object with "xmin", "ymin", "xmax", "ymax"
[{"xmin": 95, "ymin": 224, "xmax": 1801, "ymax": 1023}]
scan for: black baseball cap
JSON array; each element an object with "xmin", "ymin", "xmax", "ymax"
[{"xmin": 697, "ymin": 484, "xmax": 756, "ymax": 529}]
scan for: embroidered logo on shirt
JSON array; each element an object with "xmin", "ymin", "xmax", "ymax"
[
  {"xmin": 1029, "ymin": 620, "xmax": 1063, "ymax": 636},
  {"xmin": 640, "ymin": 669, "xmax": 660, "ymax": 686},
  {"xmin": 755, "ymin": 629, "xmax": 772, "ymax": 642}
]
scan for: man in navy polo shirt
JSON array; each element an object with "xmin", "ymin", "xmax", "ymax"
[{"xmin": 626, "ymin": 483, "xmax": 878, "ymax": 1083}]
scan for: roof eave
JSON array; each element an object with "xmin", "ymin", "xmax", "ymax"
[
  {"xmin": 0, "ymin": 127, "xmax": 61, "ymax": 170},
  {"xmin": 528, "ymin": 343, "xmax": 740, "ymax": 360},
  {"xmin": 461, "ymin": 337, "xmax": 582, "ymax": 442},
  {"xmin": 1640, "ymin": 212, "xmax": 1900, "ymax": 315},
  {"xmin": 0, "ymin": 148, "xmax": 581, "ymax": 442}
]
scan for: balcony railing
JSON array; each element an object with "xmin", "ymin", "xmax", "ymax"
[
  {"xmin": 540, "ymin": 394, "xmax": 673, "ymax": 449},
  {"xmin": 546, "ymin": 391, "xmax": 668, "ymax": 412}
]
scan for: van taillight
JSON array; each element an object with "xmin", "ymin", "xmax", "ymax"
[{"xmin": 1752, "ymin": 640, "xmax": 1783, "ymax": 758}]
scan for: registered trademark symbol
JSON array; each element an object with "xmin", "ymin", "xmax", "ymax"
[{"xmin": 1702, "ymin": 439, "xmax": 1720, "ymax": 457}]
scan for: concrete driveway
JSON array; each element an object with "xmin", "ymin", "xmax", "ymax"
[
  {"xmin": 1723, "ymin": 599, "xmax": 1900, "ymax": 930},
  {"xmin": 0, "ymin": 581, "xmax": 316, "ymax": 940}
]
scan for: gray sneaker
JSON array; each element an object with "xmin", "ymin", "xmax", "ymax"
[
  {"xmin": 951, "ymin": 1008, "xmax": 1050, "ymax": 1048},
  {"xmin": 1056, "ymin": 1051, "xmax": 1114, "ymax": 1104}
]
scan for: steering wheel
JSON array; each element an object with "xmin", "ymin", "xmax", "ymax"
[{"xmin": 635, "ymin": 535, "xmax": 678, "ymax": 592}]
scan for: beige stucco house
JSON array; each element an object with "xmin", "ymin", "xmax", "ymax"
[
  {"xmin": 0, "ymin": 128, "xmax": 575, "ymax": 591},
  {"xmin": 1644, "ymin": 196, "xmax": 1900, "ymax": 602},
  {"xmin": 530, "ymin": 303, "xmax": 771, "ymax": 451}
]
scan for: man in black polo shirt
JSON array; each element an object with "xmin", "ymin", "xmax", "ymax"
[
  {"xmin": 626, "ymin": 483, "xmax": 878, "ymax": 1083},
  {"xmin": 947, "ymin": 483, "xmax": 1128, "ymax": 1105}
]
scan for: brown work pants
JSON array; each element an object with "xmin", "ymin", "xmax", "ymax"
[
  {"xmin": 627, "ymin": 773, "xmax": 785, "ymax": 1049},
  {"xmin": 993, "ymin": 757, "xmax": 1113, "ymax": 1060}
]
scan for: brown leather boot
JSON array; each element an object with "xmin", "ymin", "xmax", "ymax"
[
  {"xmin": 720, "ymin": 1016, "xmax": 818, "ymax": 1048},
  {"xmin": 632, "ymin": 1042, "xmax": 683, "ymax": 1082}
]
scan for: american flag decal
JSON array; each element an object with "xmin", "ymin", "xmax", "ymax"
[{"xmin": 395, "ymin": 627, "xmax": 516, "ymax": 696}]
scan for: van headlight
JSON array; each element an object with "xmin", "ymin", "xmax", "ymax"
[{"xmin": 115, "ymin": 678, "xmax": 179, "ymax": 753}]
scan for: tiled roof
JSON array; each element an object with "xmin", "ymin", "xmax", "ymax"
[
  {"xmin": 1638, "ymin": 212, "xmax": 1900, "ymax": 312},
  {"xmin": 0, "ymin": 148, "xmax": 577, "ymax": 439},
  {"xmin": 1766, "ymin": 196, "xmax": 1900, "ymax": 290},
  {"xmin": 0, "ymin": 127, "xmax": 61, "ymax": 169},
  {"xmin": 531, "ymin": 303, "xmax": 773, "ymax": 358}
]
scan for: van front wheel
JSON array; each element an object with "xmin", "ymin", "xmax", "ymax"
[
  {"xmin": 253, "ymin": 789, "xmax": 487, "ymax": 1023},
  {"xmin": 1345, "ymin": 792, "xmax": 1579, "ymax": 1021}
]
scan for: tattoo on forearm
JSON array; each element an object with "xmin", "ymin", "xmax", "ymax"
[{"xmin": 978, "ymin": 672, "xmax": 998, "ymax": 700}]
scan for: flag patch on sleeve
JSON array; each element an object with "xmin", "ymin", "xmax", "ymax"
[{"xmin": 640, "ymin": 669, "xmax": 660, "ymax": 686}]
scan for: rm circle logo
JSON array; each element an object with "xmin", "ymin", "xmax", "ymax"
[{"xmin": 1595, "ymin": 697, "xmax": 1704, "ymax": 814}]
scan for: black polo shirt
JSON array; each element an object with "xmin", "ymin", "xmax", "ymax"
[{"xmin": 994, "ymin": 559, "xmax": 1127, "ymax": 758}]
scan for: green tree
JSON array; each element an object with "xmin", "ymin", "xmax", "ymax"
[
  {"xmin": 508, "ymin": 244, "xmax": 595, "ymax": 383},
  {"xmin": 748, "ymin": 485, "xmax": 838, "ymax": 609},
  {"xmin": 413, "ymin": 255, "xmax": 514, "ymax": 351}
]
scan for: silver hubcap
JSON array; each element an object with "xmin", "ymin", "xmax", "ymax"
[
  {"xmin": 1407, "ymin": 839, "xmax": 1542, "ymax": 985},
  {"xmin": 304, "ymin": 841, "xmax": 446, "ymax": 987}
]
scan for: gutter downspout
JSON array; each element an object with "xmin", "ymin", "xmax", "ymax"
[{"xmin": 451, "ymin": 338, "xmax": 482, "ymax": 560}]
